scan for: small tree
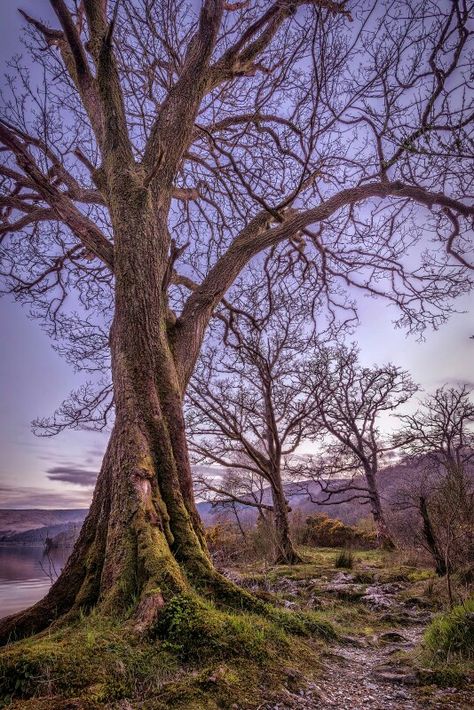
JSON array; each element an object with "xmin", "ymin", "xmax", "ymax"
[
  {"xmin": 396, "ymin": 386, "xmax": 474, "ymax": 591},
  {"xmin": 195, "ymin": 464, "xmax": 272, "ymax": 533},
  {"xmin": 298, "ymin": 344, "xmax": 417, "ymax": 548},
  {"xmin": 187, "ymin": 265, "xmax": 321, "ymax": 564}
]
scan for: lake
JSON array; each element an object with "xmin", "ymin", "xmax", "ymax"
[{"xmin": 0, "ymin": 546, "xmax": 71, "ymax": 618}]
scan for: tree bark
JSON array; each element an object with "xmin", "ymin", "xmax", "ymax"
[
  {"xmin": 0, "ymin": 192, "xmax": 258, "ymax": 646},
  {"xmin": 364, "ymin": 468, "xmax": 396, "ymax": 549},
  {"xmin": 270, "ymin": 473, "xmax": 302, "ymax": 565}
]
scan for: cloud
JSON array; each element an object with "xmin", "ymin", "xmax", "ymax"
[
  {"xmin": 0, "ymin": 485, "xmax": 92, "ymax": 509},
  {"xmin": 46, "ymin": 466, "xmax": 98, "ymax": 487}
]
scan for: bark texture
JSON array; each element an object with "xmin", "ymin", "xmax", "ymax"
[
  {"xmin": 271, "ymin": 484, "xmax": 302, "ymax": 565},
  {"xmin": 365, "ymin": 468, "xmax": 396, "ymax": 550}
]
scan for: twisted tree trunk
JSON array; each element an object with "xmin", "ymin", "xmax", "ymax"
[
  {"xmin": 0, "ymin": 187, "xmax": 254, "ymax": 646},
  {"xmin": 270, "ymin": 472, "xmax": 302, "ymax": 565}
]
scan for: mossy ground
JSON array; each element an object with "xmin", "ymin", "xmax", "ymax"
[
  {"xmin": 0, "ymin": 588, "xmax": 331, "ymax": 709},
  {"xmin": 1, "ymin": 546, "xmax": 472, "ymax": 708}
]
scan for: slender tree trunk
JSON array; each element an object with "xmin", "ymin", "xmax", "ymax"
[
  {"xmin": 364, "ymin": 468, "xmax": 395, "ymax": 549},
  {"xmin": 270, "ymin": 473, "xmax": 302, "ymax": 565},
  {"xmin": 419, "ymin": 496, "xmax": 447, "ymax": 576}
]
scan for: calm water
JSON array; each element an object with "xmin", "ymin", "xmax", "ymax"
[{"xmin": 0, "ymin": 546, "xmax": 71, "ymax": 618}]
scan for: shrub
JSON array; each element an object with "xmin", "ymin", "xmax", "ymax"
[
  {"xmin": 334, "ymin": 549, "xmax": 354, "ymax": 569},
  {"xmin": 423, "ymin": 597, "xmax": 474, "ymax": 661},
  {"xmin": 301, "ymin": 514, "xmax": 377, "ymax": 549},
  {"xmin": 205, "ymin": 522, "xmax": 244, "ymax": 564}
]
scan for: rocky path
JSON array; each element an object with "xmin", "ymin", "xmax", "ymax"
[{"xmin": 252, "ymin": 569, "xmax": 473, "ymax": 710}]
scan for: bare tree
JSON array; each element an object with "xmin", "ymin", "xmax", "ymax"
[
  {"xmin": 0, "ymin": 0, "xmax": 473, "ymax": 642},
  {"xmin": 297, "ymin": 344, "xmax": 417, "ymax": 548},
  {"xmin": 395, "ymin": 386, "xmax": 474, "ymax": 588},
  {"xmin": 187, "ymin": 264, "xmax": 320, "ymax": 564},
  {"xmin": 194, "ymin": 465, "xmax": 271, "ymax": 535}
]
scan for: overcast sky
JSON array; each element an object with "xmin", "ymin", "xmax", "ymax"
[{"xmin": 0, "ymin": 2, "xmax": 472, "ymax": 509}]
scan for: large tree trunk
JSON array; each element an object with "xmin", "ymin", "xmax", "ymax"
[
  {"xmin": 0, "ymin": 195, "xmax": 255, "ymax": 646},
  {"xmin": 364, "ymin": 467, "xmax": 396, "ymax": 549},
  {"xmin": 270, "ymin": 474, "xmax": 302, "ymax": 565}
]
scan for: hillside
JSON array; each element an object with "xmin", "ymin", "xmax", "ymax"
[
  {"xmin": 0, "ymin": 509, "xmax": 87, "ymax": 544},
  {"xmin": 0, "ymin": 464, "xmax": 417, "ymax": 544}
]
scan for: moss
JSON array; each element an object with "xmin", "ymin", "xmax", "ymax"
[
  {"xmin": 0, "ymin": 597, "xmax": 325, "ymax": 709},
  {"xmin": 0, "ymin": 616, "xmax": 179, "ymax": 706},
  {"xmin": 153, "ymin": 593, "xmax": 288, "ymax": 662},
  {"xmin": 268, "ymin": 607, "xmax": 336, "ymax": 639}
]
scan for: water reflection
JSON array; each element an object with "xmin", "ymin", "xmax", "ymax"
[{"xmin": 0, "ymin": 546, "xmax": 71, "ymax": 617}]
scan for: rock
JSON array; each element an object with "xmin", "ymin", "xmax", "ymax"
[
  {"xmin": 372, "ymin": 664, "xmax": 418, "ymax": 685},
  {"xmin": 378, "ymin": 631, "xmax": 410, "ymax": 644},
  {"xmin": 332, "ymin": 572, "xmax": 356, "ymax": 584},
  {"xmin": 341, "ymin": 634, "xmax": 367, "ymax": 648},
  {"xmin": 207, "ymin": 665, "xmax": 227, "ymax": 684},
  {"xmin": 327, "ymin": 584, "xmax": 366, "ymax": 601},
  {"xmin": 362, "ymin": 591, "xmax": 394, "ymax": 609}
]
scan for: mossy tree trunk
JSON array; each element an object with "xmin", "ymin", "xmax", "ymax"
[{"xmin": 0, "ymin": 178, "xmax": 250, "ymax": 645}]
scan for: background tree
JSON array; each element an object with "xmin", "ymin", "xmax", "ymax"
[
  {"xmin": 297, "ymin": 344, "xmax": 418, "ymax": 548},
  {"xmin": 395, "ymin": 386, "xmax": 474, "ymax": 592},
  {"xmin": 0, "ymin": 0, "xmax": 473, "ymax": 643},
  {"xmin": 194, "ymin": 464, "xmax": 272, "ymax": 532},
  {"xmin": 187, "ymin": 263, "xmax": 321, "ymax": 564}
]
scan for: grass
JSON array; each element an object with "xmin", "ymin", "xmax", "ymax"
[
  {"xmin": 0, "ymin": 591, "xmax": 332, "ymax": 709},
  {"xmin": 423, "ymin": 597, "xmax": 474, "ymax": 662},
  {"xmin": 334, "ymin": 548, "xmax": 354, "ymax": 569},
  {"xmin": 2, "ymin": 545, "xmax": 469, "ymax": 708}
]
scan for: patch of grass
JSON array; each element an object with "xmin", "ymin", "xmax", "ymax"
[
  {"xmin": 268, "ymin": 607, "xmax": 337, "ymax": 640},
  {"xmin": 335, "ymin": 549, "xmax": 354, "ymax": 569},
  {"xmin": 153, "ymin": 593, "xmax": 288, "ymax": 662},
  {"xmin": 423, "ymin": 597, "xmax": 474, "ymax": 662},
  {"xmin": 416, "ymin": 663, "xmax": 472, "ymax": 688},
  {"xmin": 0, "ymin": 594, "xmax": 330, "ymax": 708}
]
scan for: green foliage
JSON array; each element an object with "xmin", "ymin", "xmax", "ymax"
[
  {"xmin": 335, "ymin": 548, "xmax": 354, "ymax": 569},
  {"xmin": 423, "ymin": 597, "xmax": 474, "ymax": 661}
]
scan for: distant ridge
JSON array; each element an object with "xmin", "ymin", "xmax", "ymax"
[
  {"xmin": 0, "ymin": 463, "xmax": 423, "ymax": 544},
  {"xmin": 0, "ymin": 509, "xmax": 88, "ymax": 543}
]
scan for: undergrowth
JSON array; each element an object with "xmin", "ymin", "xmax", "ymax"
[{"xmin": 334, "ymin": 548, "xmax": 354, "ymax": 569}]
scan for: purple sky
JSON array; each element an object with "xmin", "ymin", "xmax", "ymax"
[{"xmin": 0, "ymin": 3, "xmax": 472, "ymax": 509}]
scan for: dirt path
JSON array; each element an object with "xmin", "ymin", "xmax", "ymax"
[
  {"xmin": 308, "ymin": 627, "xmax": 428, "ymax": 709},
  {"xmin": 252, "ymin": 570, "xmax": 473, "ymax": 710}
]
